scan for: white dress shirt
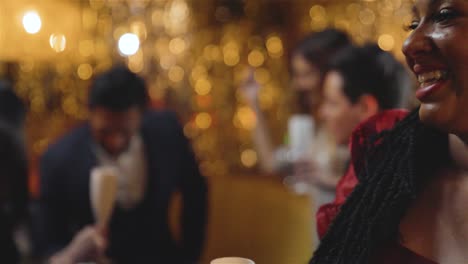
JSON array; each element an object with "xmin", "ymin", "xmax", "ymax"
[{"xmin": 94, "ymin": 135, "xmax": 148, "ymax": 210}]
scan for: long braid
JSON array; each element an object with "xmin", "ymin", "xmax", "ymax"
[{"xmin": 311, "ymin": 109, "xmax": 449, "ymax": 264}]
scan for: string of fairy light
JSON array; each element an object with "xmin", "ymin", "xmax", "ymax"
[{"xmin": 1, "ymin": 0, "xmax": 412, "ymax": 179}]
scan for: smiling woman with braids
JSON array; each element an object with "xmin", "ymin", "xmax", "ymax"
[{"xmin": 310, "ymin": 0, "xmax": 468, "ymax": 263}]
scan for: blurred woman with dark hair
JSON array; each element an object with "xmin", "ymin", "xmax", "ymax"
[{"xmin": 241, "ymin": 28, "xmax": 352, "ymax": 177}]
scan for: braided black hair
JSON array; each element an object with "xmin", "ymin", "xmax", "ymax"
[{"xmin": 310, "ymin": 109, "xmax": 450, "ymax": 263}]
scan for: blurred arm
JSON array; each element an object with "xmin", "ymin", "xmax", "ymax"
[
  {"xmin": 171, "ymin": 114, "xmax": 208, "ymax": 263},
  {"xmin": 239, "ymin": 71, "xmax": 277, "ymax": 173},
  {"xmin": 33, "ymin": 150, "xmax": 70, "ymax": 257}
]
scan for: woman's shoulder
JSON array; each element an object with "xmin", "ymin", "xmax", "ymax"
[{"xmin": 350, "ymin": 109, "xmax": 409, "ymax": 174}]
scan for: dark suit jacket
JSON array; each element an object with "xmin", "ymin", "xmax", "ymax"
[
  {"xmin": 35, "ymin": 110, "xmax": 207, "ymax": 263},
  {"xmin": 0, "ymin": 121, "xmax": 28, "ymax": 264}
]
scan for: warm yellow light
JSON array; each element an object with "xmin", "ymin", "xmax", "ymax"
[
  {"xmin": 159, "ymin": 55, "xmax": 176, "ymax": 70},
  {"xmin": 191, "ymin": 65, "xmax": 207, "ymax": 81},
  {"xmin": 378, "ymin": 34, "xmax": 395, "ymax": 51},
  {"xmin": 152, "ymin": 9, "xmax": 164, "ymax": 27},
  {"xmin": 224, "ymin": 51, "xmax": 240, "ymax": 66},
  {"xmin": 266, "ymin": 36, "xmax": 283, "ymax": 57},
  {"xmin": 79, "ymin": 40, "xmax": 95, "ymax": 57},
  {"xmin": 195, "ymin": 112, "xmax": 212, "ymax": 129},
  {"xmin": 254, "ymin": 68, "xmax": 271, "ymax": 84},
  {"xmin": 169, "ymin": 38, "xmax": 186, "ymax": 54},
  {"xmin": 248, "ymin": 50, "xmax": 265, "ymax": 67},
  {"xmin": 49, "ymin": 34, "xmax": 67, "ymax": 53},
  {"xmin": 128, "ymin": 50, "xmax": 144, "ymax": 73},
  {"xmin": 131, "ymin": 21, "xmax": 147, "ymax": 40},
  {"xmin": 118, "ymin": 33, "xmax": 140, "ymax": 56},
  {"xmin": 82, "ymin": 8, "xmax": 98, "ymax": 30},
  {"xmin": 89, "ymin": 0, "xmax": 105, "ymax": 10},
  {"xmin": 113, "ymin": 26, "xmax": 127, "ymax": 40},
  {"xmin": 195, "ymin": 79, "xmax": 212, "ymax": 95},
  {"xmin": 77, "ymin": 64, "xmax": 93, "ymax": 80},
  {"xmin": 359, "ymin": 9, "xmax": 376, "ymax": 25},
  {"xmin": 183, "ymin": 123, "xmax": 197, "ymax": 139},
  {"xmin": 23, "ymin": 11, "xmax": 42, "ymax": 34},
  {"xmin": 154, "ymin": 37, "xmax": 169, "ymax": 55},
  {"xmin": 168, "ymin": 66, "xmax": 185, "ymax": 82},
  {"xmin": 204, "ymin": 45, "xmax": 222, "ymax": 61},
  {"xmin": 258, "ymin": 84, "xmax": 276, "ymax": 110},
  {"xmin": 236, "ymin": 106, "xmax": 257, "ymax": 130},
  {"xmin": 62, "ymin": 96, "xmax": 78, "ymax": 116},
  {"xmin": 241, "ymin": 149, "xmax": 258, "ymax": 167}
]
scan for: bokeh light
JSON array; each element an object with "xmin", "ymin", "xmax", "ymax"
[
  {"xmin": 195, "ymin": 112, "xmax": 212, "ymax": 129},
  {"xmin": 195, "ymin": 78, "xmax": 212, "ymax": 95},
  {"xmin": 49, "ymin": 34, "xmax": 67, "ymax": 53},
  {"xmin": 248, "ymin": 50, "xmax": 265, "ymax": 67},
  {"xmin": 266, "ymin": 36, "xmax": 284, "ymax": 58},
  {"xmin": 168, "ymin": 66, "xmax": 185, "ymax": 82},
  {"xmin": 169, "ymin": 37, "xmax": 186, "ymax": 55},
  {"xmin": 241, "ymin": 149, "xmax": 258, "ymax": 168},
  {"xmin": 79, "ymin": 40, "xmax": 95, "ymax": 57},
  {"xmin": 118, "ymin": 33, "xmax": 140, "ymax": 56},
  {"xmin": 77, "ymin": 64, "xmax": 93, "ymax": 80},
  {"xmin": 23, "ymin": 11, "xmax": 42, "ymax": 34},
  {"xmin": 378, "ymin": 34, "xmax": 395, "ymax": 51}
]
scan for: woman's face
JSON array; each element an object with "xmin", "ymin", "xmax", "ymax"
[
  {"xmin": 403, "ymin": 0, "xmax": 468, "ymax": 136},
  {"xmin": 320, "ymin": 71, "xmax": 364, "ymax": 145},
  {"xmin": 291, "ymin": 55, "xmax": 321, "ymax": 114}
]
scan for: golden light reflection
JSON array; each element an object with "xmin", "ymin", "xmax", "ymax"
[
  {"xmin": 248, "ymin": 50, "xmax": 265, "ymax": 67},
  {"xmin": 128, "ymin": 50, "xmax": 144, "ymax": 73},
  {"xmin": 378, "ymin": 34, "xmax": 395, "ymax": 51},
  {"xmin": 309, "ymin": 5, "xmax": 328, "ymax": 31},
  {"xmin": 235, "ymin": 106, "xmax": 257, "ymax": 130},
  {"xmin": 113, "ymin": 26, "xmax": 127, "ymax": 40},
  {"xmin": 183, "ymin": 123, "xmax": 198, "ymax": 139},
  {"xmin": 208, "ymin": 45, "xmax": 222, "ymax": 61},
  {"xmin": 224, "ymin": 51, "xmax": 240, "ymax": 66},
  {"xmin": 169, "ymin": 37, "xmax": 186, "ymax": 55},
  {"xmin": 196, "ymin": 95, "xmax": 212, "ymax": 108},
  {"xmin": 152, "ymin": 9, "xmax": 164, "ymax": 27},
  {"xmin": 359, "ymin": 8, "xmax": 376, "ymax": 25},
  {"xmin": 266, "ymin": 36, "xmax": 284, "ymax": 58},
  {"xmin": 22, "ymin": 11, "xmax": 42, "ymax": 34},
  {"xmin": 195, "ymin": 112, "xmax": 212, "ymax": 129},
  {"xmin": 131, "ymin": 20, "xmax": 148, "ymax": 41},
  {"xmin": 168, "ymin": 65, "xmax": 185, "ymax": 82},
  {"xmin": 49, "ymin": 34, "xmax": 67, "ymax": 53},
  {"xmin": 79, "ymin": 40, "xmax": 95, "ymax": 57},
  {"xmin": 254, "ymin": 68, "xmax": 271, "ymax": 84},
  {"xmin": 77, "ymin": 64, "xmax": 93, "ymax": 80},
  {"xmin": 62, "ymin": 96, "xmax": 79, "ymax": 116},
  {"xmin": 191, "ymin": 65, "xmax": 207, "ymax": 81},
  {"xmin": 82, "ymin": 8, "xmax": 98, "ymax": 30},
  {"xmin": 118, "ymin": 33, "xmax": 140, "ymax": 56},
  {"xmin": 89, "ymin": 0, "xmax": 105, "ymax": 10},
  {"xmin": 241, "ymin": 149, "xmax": 258, "ymax": 167},
  {"xmin": 159, "ymin": 55, "xmax": 176, "ymax": 70},
  {"xmin": 223, "ymin": 41, "xmax": 240, "ymax": 66},
  {"xmin": 195, "ymin": 78, "xmax": 212, "ymax": 95}
]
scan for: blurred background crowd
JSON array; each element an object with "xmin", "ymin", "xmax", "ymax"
[{"xmin": 0, "ymin": 0, "xmax": 417, "ymax": 263}]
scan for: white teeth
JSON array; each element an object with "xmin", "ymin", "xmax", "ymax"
[{"xmin": 417, "ymin": 70, "xmax": 447, "ymax": 84}]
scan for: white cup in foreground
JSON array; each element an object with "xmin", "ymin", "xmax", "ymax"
[{"xmin": 211, "ymin": 257, "xmax": 255, "ymax": 264}]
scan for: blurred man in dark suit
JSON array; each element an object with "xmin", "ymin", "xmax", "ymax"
[{"xmin": 35, "ymin": 66, "xmax": 207, "ymax": 264}]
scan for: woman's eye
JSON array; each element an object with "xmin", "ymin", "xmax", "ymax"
[
  {"xmin": 404, "ymin": 20, "xmax": 420, "ymax": 31},
  {"xmin": 433, "ymin": 8, "xmax": 459, "ymax": 23}
]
